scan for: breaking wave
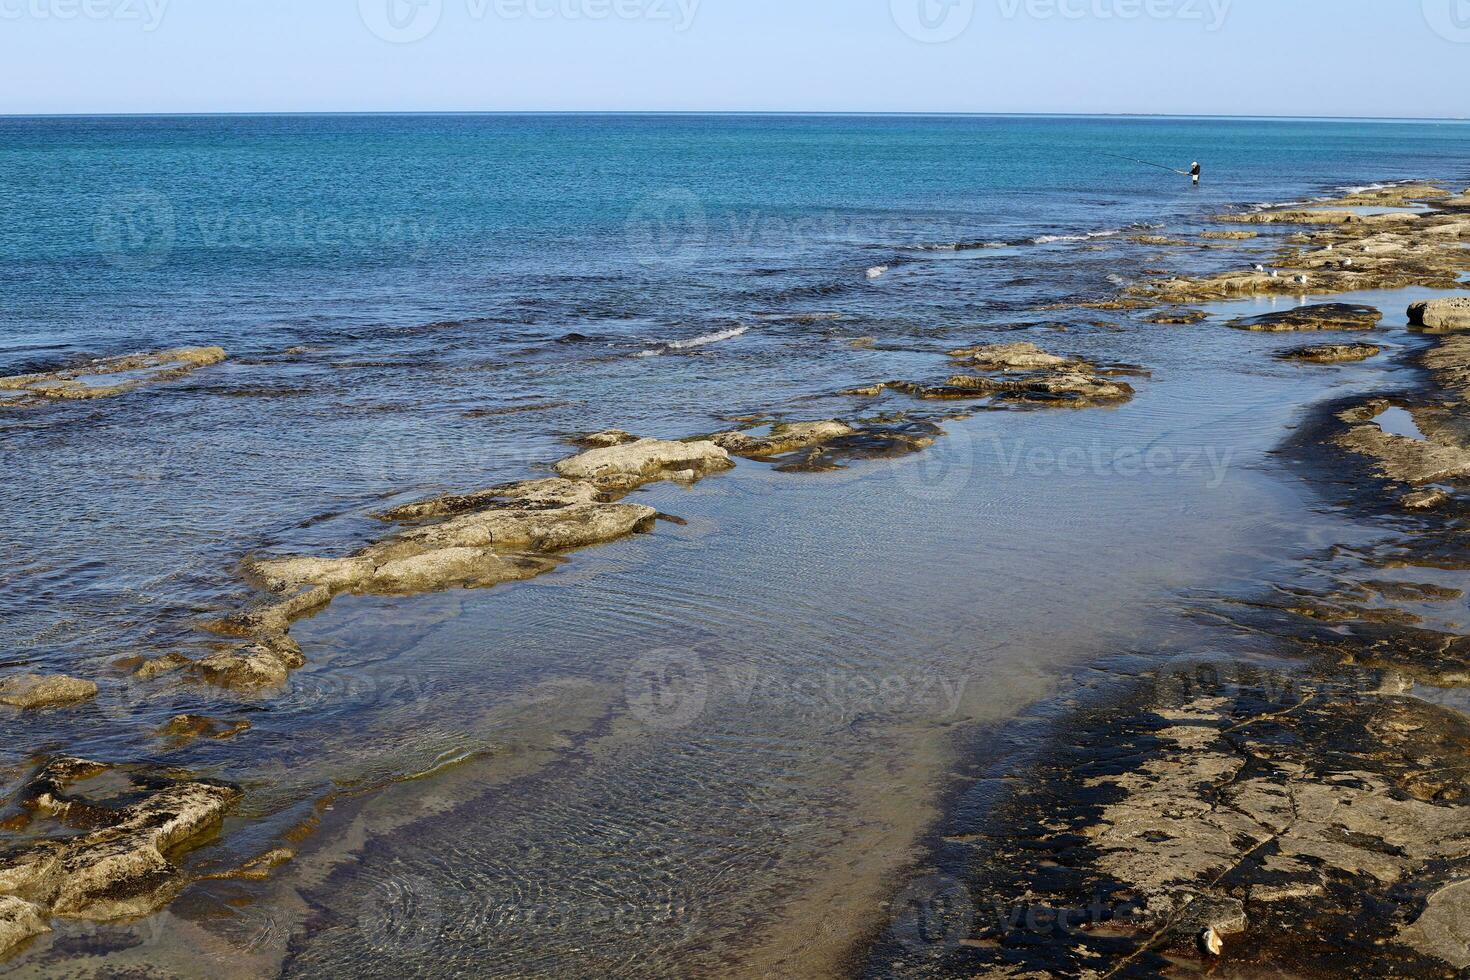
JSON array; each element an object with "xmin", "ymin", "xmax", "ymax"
[{"xmin": 636, "ymin": 326, "xmax": 750, "ymax": 357}]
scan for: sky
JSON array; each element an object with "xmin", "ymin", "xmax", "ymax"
[{"xmin": 1, "ymin": 0, "xmax": 1468, "ymax": 117}]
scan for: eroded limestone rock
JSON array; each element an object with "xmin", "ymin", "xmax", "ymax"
[
  {"xmin": 1227, "ymin": 303, "xmax": 1382, "ymax": 332},
  {"xmin": 554, "ymin": 438, "xmax": 733, "ymax": 489},
  {"xmin": 1334, "ymin": 400, "xmax": 1470, "ymax": 486},
  {"xmin": 0, "ymin": 675, "xmax": 98, "ymax": 710},
  {"xmin": 0, "ymin": 347, "xmax": 227, "ymax": 407},
  {"xmin": 711, "ymin": 421, "xmax": 858, "ymax": 459},
  {"xmin": 1410, "ymin": 298, "xmax": 1470, "ymax": 332},
  {"xmin": 945, "ymin": 372, "xmax": 1135, "ymax": 407},
  {"xmin": 1280, "ymin": 343, "xmax": 1382, "ymax": 364},
  {"xmin": 0, "ymin": 758, "xmax": 239, "ymax": 959},
  {"xmin": 1145, "ymin": 308, "xmax": 1209, "ymax": 325},
  {"xmin": 0, "ymin": 896, "xmax": 48, "ymax": 959},
  {"xmin": 574, "ymin": 429, "xmax": 640, "ymax": 449},
  {"xmin": 947, "ymin": 342, "xmax": 1081, "ymax": 372}
]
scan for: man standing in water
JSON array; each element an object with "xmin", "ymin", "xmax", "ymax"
[{"xmin": 1191, "ymin": 161, "xmax": 1202, "ymax": 185}]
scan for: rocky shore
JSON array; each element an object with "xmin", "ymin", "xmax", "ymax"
[
  {"xmin": 864, "ymin": 181, "xmax": 1470, "ymax": 978},
  {"xmin": 0, "ymin": 332, "xmax": 1145, "ymax": 960},
  {"xmin": 6, "ymin": 177, "xmax": 1470, "ymax": 971},
  {"xmin": 0, "ymin": 347, "xmax": 227, "ymax": 407}
]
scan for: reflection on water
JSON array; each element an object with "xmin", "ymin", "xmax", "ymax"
[{"xmin": 1375, "ymin": 405, "xmax": 1427, "ymax": 441}]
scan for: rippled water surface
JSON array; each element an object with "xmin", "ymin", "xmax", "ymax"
[{"xmin": 3, "ymin": 114, "xmax": 1469, "ymax": 976}]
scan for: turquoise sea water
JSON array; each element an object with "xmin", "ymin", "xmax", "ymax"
[
  {"xmin": 2, "ymin": 114, "xmax": 1468, "ymax": 369},
  {"xmin": 2, "ymin": 115, "xmax": 1468, "ymax": 976}
]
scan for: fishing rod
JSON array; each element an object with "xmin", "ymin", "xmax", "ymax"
[{"xmin": 1101, "ymin": 151, "xmax": 1190, "ymax": 176}]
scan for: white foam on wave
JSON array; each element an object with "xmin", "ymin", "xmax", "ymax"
[
  {"xmin": 903, "ymin": 240, "xmax": 1016, "ymax": 252},
  {"xmin": 1333, "ymin": 178, "xmax": 1417, "ymax": 197},
  {"xmin": 637, "ymin": 325, "xmax": 750, "ymax": 357},
  {"xmin": 866, "ymin": 265, "xmax": 889, "ymax": 279},
  {"xmin": 1030, "ymin": 229, "xmax": 1121, "ymax": 245}
]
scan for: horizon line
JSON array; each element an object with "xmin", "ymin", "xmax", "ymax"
[{"xmin": 3, "ymin": 110, "xmax": 1469, "ymax": 123}]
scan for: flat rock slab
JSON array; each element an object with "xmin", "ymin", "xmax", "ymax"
[
  {"xmin": 1280, "ymin": 343, "xmax": 1383, "ymax": 364},
  {"xmin": 0, "ymin": 347, "xmax": 227, "ymax": 406},
  {"xmin": 1228, "ymin": 304, "xmax": 1383, "ymax": 332},
  {"xmin": 1410, "ymin": 298, "xmax": 1470, "ymax": 332}
]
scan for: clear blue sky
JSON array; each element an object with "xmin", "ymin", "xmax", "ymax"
[{"xmin": 2, "ymin": 0, "xmax": 1468, "ymax": 117}]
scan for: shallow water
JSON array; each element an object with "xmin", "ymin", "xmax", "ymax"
[
  {"xmin": 3, "ymin": 115, "xmax": 1470, "ymax": 976},
  {"xmin": 1375, "ymin": 405, "xmax": 1427, "ymax": 440}
]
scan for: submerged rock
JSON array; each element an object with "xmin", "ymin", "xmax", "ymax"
[
  {"xmin": 1218, "ymin": 208, "xmax": 1363, "ymax": 226},
  {"xmin": 1227, "ymin": 303, "xmax": 1383, "ymax": 332},
  {"xmin": 1409, "ymin": 298, "xmax": 1470, "ymax": 332},
  {"xmin": 1280, "ymin": 342, "xmax": 1383, "ymax": 364},
  {"xmin": 947, "ymin": 342, "xmax": 1080, "ymax": 372},
  {"xmin": 156, "ymin": 714, "xmax": 252, "ymax": 744},
  {"xmin": 0, "ymin": 758, "xmax": 239, "ymax": 958},
  {"xmin": 193, "ymin": 633, "xmax": 307, "ymax": 692},
  {"xmin": 945, "ymin": 371, "xmax": 1135, "ymax": 407},
  {"xmin": 215, "ymin": 476, "xmax": 661, "ymax": 690},
  {"xmin": 0, "ymin": 347, "xmax": 227, "ymax": 406},
  {"xmin": 132, "ymin": 652, "xmax": 192, "ymax": 680},
  {"xmin": 1199, "ymin": 230, "xmax": 1258, "ymax": 240},
  {"xmin": 573, "ymin": 429, "xmax": 640, "ymax": 449},
  {"xmin": 1402, "ymin": 488, "xmax": 1452, "ymax": 511},
  {"xmin": 771, "ymin": 419, "xmax": 941, "ymax": 473},
  {"xmin": 711, "ymin": 421, "xmax": 858, "ymax": 459},
  {"xmin": 1145, "ymin": 308, "xmax": 1209, "ymax": 325},
  {"xmin": 0, "ymin": 674, "xmax": 97, "ymax": 710}
]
